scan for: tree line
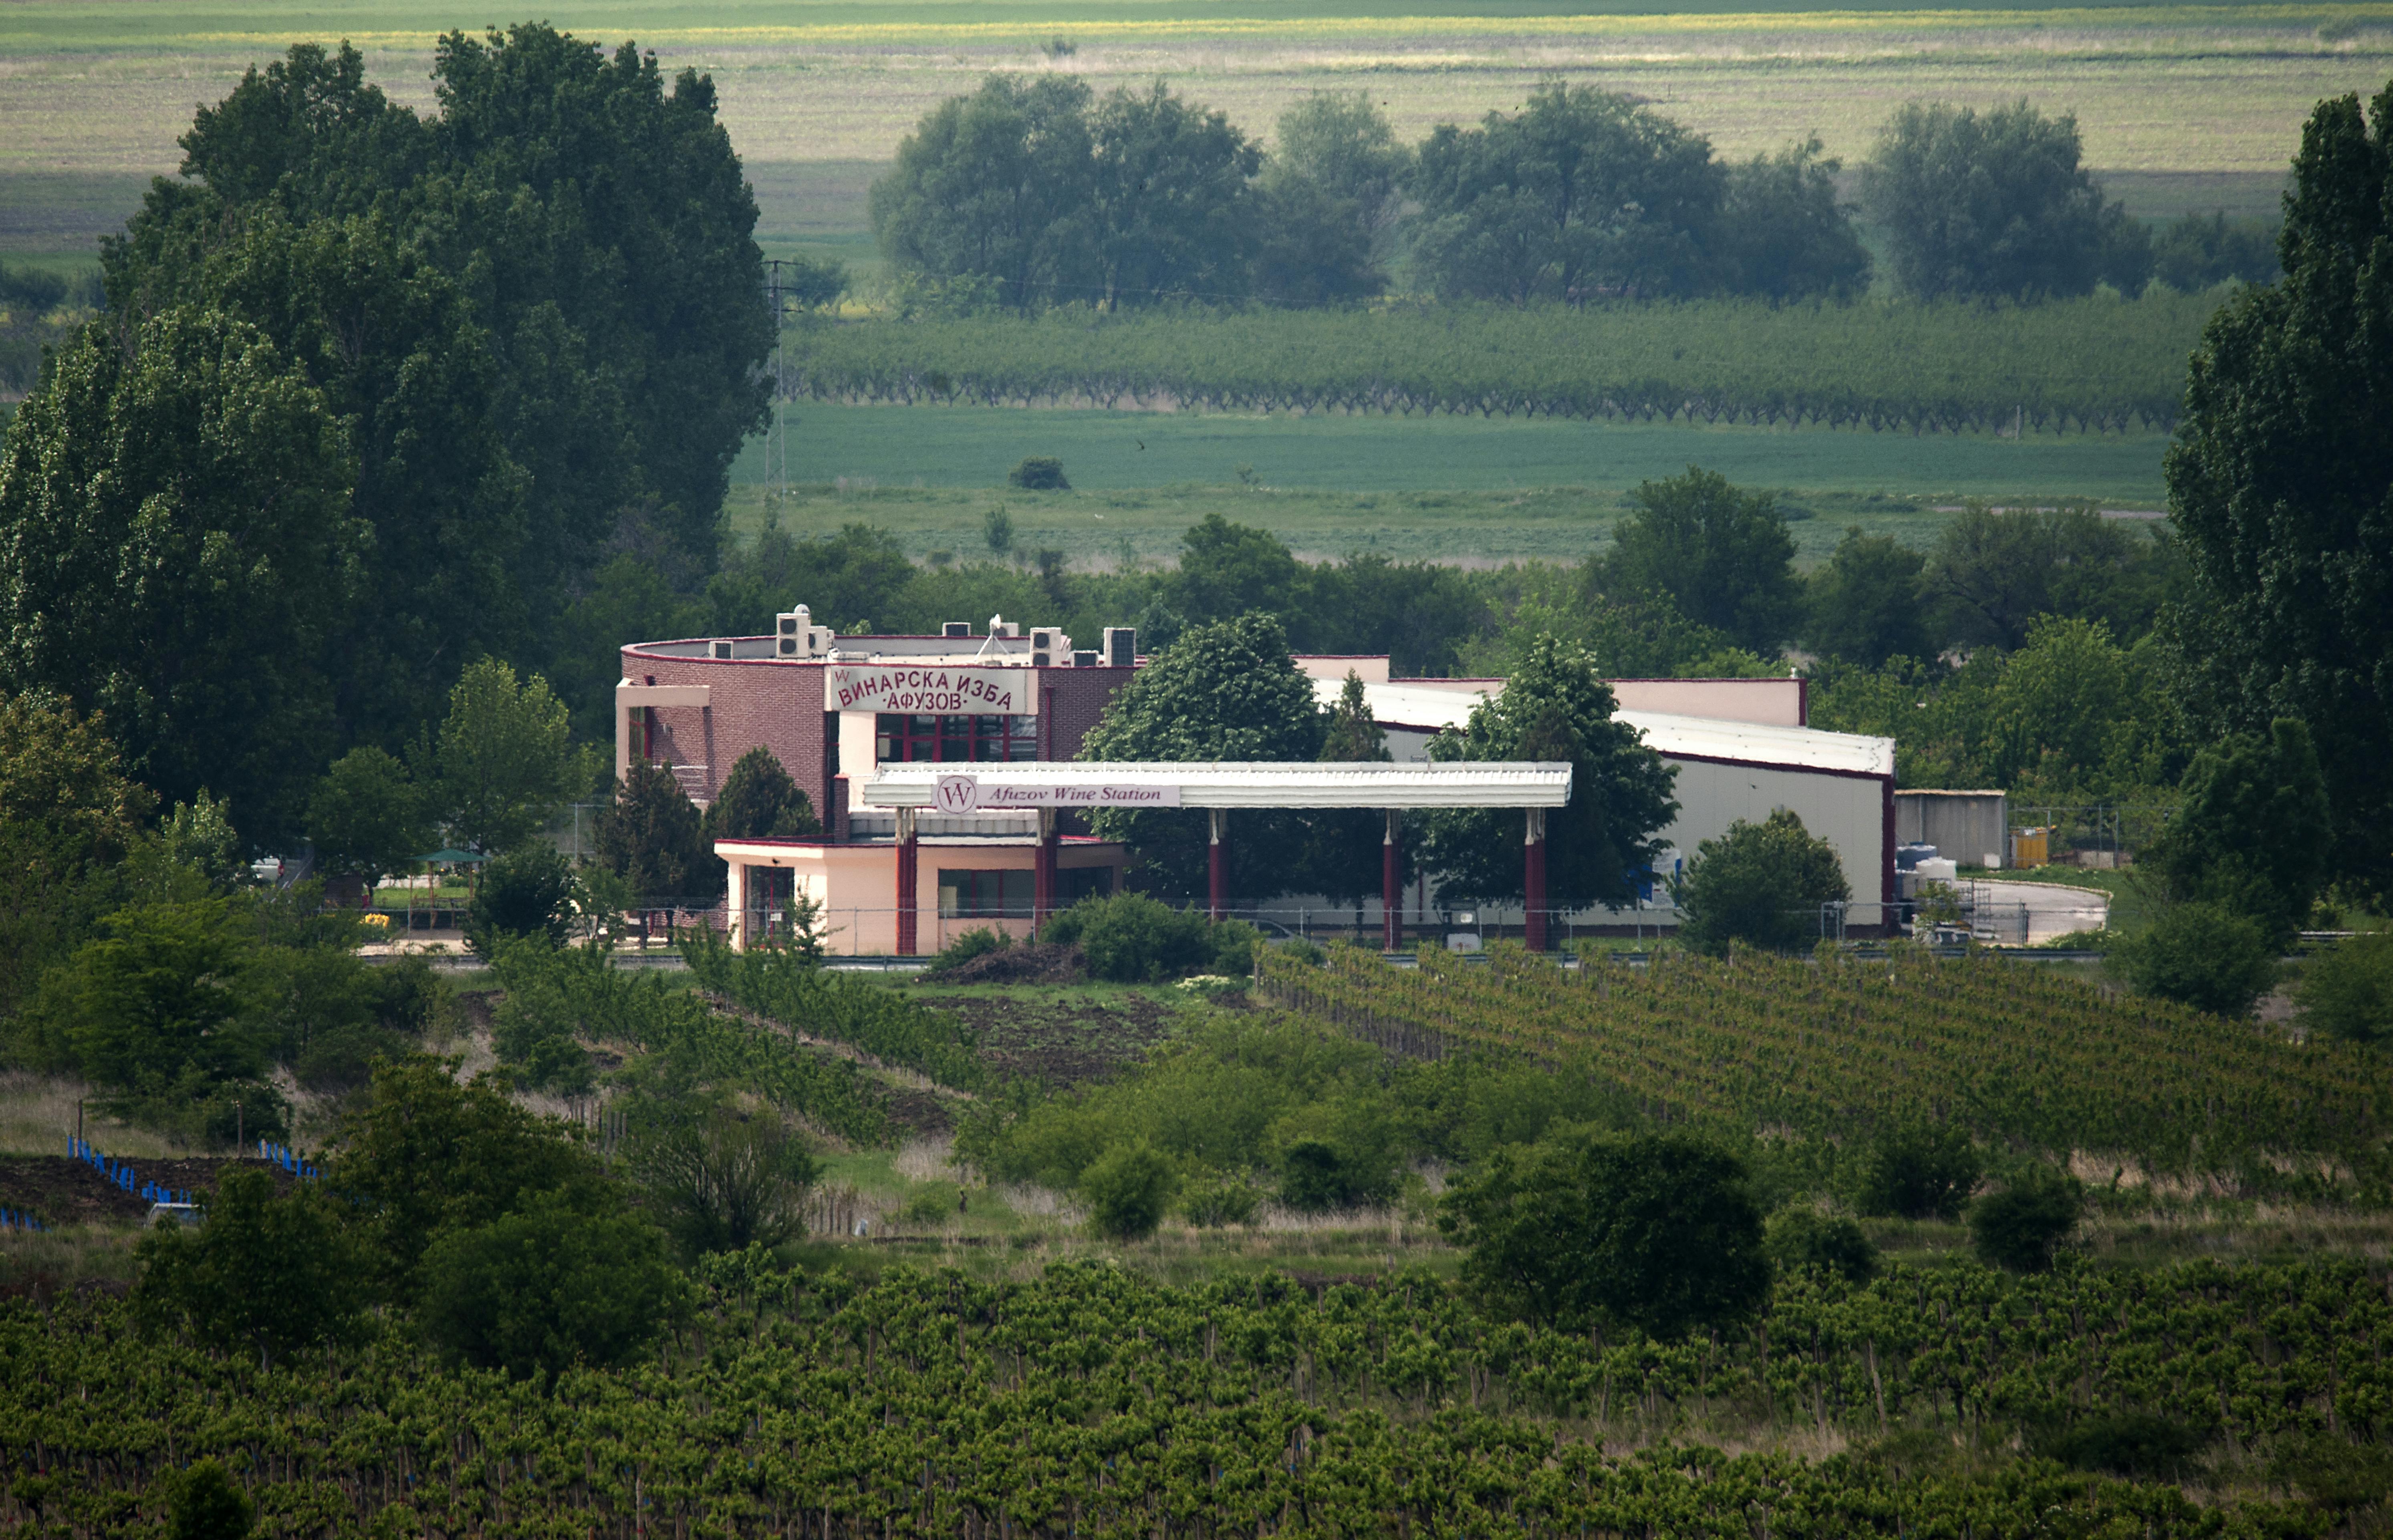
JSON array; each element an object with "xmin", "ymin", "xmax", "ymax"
[{"xmin": 872, "ymin": 77, "xmax": 2278, "ymax": 312}]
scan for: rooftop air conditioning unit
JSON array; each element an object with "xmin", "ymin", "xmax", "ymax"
[
  {"xmin": 774, "ymin": 605, "xmax": 832, "ymax": 658},
  {"xmin": 942, "ymin": 621, "xmax": 972, "ymax": 638},
  {"xmin": 1103, "ymin": 627, "xmax": 1137, "ymax": 667},
  {"xmin": 1030, "ymin": 628, "xmax": 1070, "ymax": 667},
  {"xmin": 1072, "ymin": 649, "xmax": 1099, "ymax": 668},
  {"xmin": 711, "ymin": 640, "xmax": 734, "ymax": 660}
]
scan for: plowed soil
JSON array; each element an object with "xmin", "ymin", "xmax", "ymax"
[
  {"xmin": 922, "ymin": 991, "xmax": 1180, "ymax": 1087},
  {"xmin": 0, "ymin": 1157, "xmax": 298, "ymax": 1228}
]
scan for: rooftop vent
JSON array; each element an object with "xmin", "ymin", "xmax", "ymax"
[{"xmin": 942, "ymin": 621, "xmax": 973, "ymax": 638}]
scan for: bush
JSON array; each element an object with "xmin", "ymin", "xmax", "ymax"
[
  {"xmin": 1851, "ymin": 1120, "xmax": 1981, "ymax": 1220},
  {"xmin": 1080, "ymin": 1140, "xmax": 1178, "ymax": 1240},
  {"xmin": 1278, "ymin": 936, "xmax": 1327, "ymax": 967},
  {"xmin": 2296, "ymin": 930, "xmax": 2393, "ymax": 1045},
  {"xmin": 899, "ymin": 1181, "xmax": 964, "ymax": 1226},
  {"xmin": 2030, "ymin": 1411, "xmax": 2208, "ymax": 1480},
  {"xmin": 165, "ymin": 1459, "xmax": 253, "ymax": 1540},
  {"xmin": 1439, "ymin": 1129, "xmax": 1770, "ymax": 1337},
  {"xmin": 1676, "ymin": 809, "xmax": 1852, "ymax": 954},
  {"xmin": 134, "ymin": 1168, "xmax": 366, "ymax": 1368},
  {"xmin": 415, "ymin": 1190, "xmax": 694, "ymax": 1381},
  {"xmin": 2108, "ymin": 900, "xmax": 2279, "ymax": 1016},
  {"xmin": 1277, "ymin": 1139, "xmax": 1357, "ymax": 1212},
  {"xmin": 464, "ymin": 845, "xmax": 576, "ymax": 956},
  {"xmin": 1042, "ymin": 893, "xmax": 1218, "ymax": 982},
  {"xmin": 931, "ymin": 926, "xmax": 1011, "ymax": 975},
  {"xmin": 1969, "ymin": 1165, "xmax": 2083, "ymax": 1272},
  {"xmin": 1007, "ymin": 456, "xmax": 1069, "ymax": 490},
  {"xmin": 1178, "ymin": 1167, "xmax": 1261, "ymax": 1227},
  {"xmin": 630, "ymin": 1103, "xmax": 817, "ymax": 1258},
  {"xmin": 1765, "ymin": 1207, "xmax": 1877, "ymax": 1283}
]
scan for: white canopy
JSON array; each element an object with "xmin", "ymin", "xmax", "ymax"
[{"xmin": 861, "ymin": 759, "xmax": 1572, "ymax": 810}]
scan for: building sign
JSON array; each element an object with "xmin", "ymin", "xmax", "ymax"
[
  {"xmin": 934, "ymin": 775, "xmax": 1181, "ymax": 813},
  {"xmin": 825, "ymin": 666, "xmax": 1035, "ymax": 715}
]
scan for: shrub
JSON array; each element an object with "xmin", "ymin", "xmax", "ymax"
[
  {"xmin": 1851, "ymin": 1120, "xmax": 1981, "ymax": 1220},
  {"xmin": 1007, "ymin": 456, "xmax": 1069, "ymax": 490},
  {"xmin": 2030, "ymin": 1411, "xmax": 2208, "ymax": 1479},
  {"xmin": 931, "ymin": 926, "xmax": 1011, "ymax": 974},
  {"xmin": 630, "ymin": 1104, "xmax": 817, "ymax": 1257},
  {"xmin": 464, "ymin": 845, "xmax": 576, "ymax": 956},
  {"xmin": 1209, "ymin": 917, "xmax": 1260, "ymax": 976},
  {"xmin": 1279, "ymin": 936, "xmax": 1327, "ymax": 966},
  {"xmin": 165, "ymin": 1459, "xmax": 253, "ymax": 1540},
  {"xmin": 1969, "ymin": 1165, "xmax": 2083, "ymax": 1271},
  {"xmin": 1080, "ymin": 1140, "xmax": 1178, "ymax": 1240},
  {"xmin": 1178, "ymin": 1167, "xmax": 1261, "ymax": 1227},
  {"xmin": 1765, "ymin": 1207, "xmax": 1877, "ymax": 1283},
  {"xmin": 1042, "ymin": 893, "xmax": 1216, "ymax": 981},
  {"xmin": 1439, "ymin": 1129, "xmax": 1770, "ymax": 1337},
  {"xmin": 134, "ymin": 1168, "xmax": 366, "ymax": 1368},
  {"xmin": 1277, "ymin": 1139, "xmax": 1355, "ymax": 1212},
  {"xmin": 899, "ymin": 1181, "xmax": 964, "ymax": 1226},
  {"xmin": 415, "ymin": 1190, "xmax": 693, "ymax": 1381},
  {"xmin": 2107, "ymin": 900, "xmax": 2278, "ymax": 1016},
  {"xmin": 2296, "ymin": 930, "xmax": 2393, "ymax": 1045}
]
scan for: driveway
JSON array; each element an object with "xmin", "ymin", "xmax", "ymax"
[{"xmin": 1968, "ymin": 879, "xmax": 2109, "ymax": 944}]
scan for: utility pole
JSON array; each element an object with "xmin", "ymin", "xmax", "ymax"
[{"xmin": 765, "ymin": 259, "xmax": 790, "ymax": 496}]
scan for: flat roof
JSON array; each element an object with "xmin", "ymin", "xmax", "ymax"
[
  {"xmin": 861, "ymin": 759, "xmax": 1573, "ymax": 809},
  {"xmin": 1335, "ymin": 679, "xmax": 1893, "ymax": 778}
]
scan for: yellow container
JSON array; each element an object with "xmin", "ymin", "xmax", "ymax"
[{"xmin": 2011, "ymin": 827, "xmax": 2049, "ymax": 868}]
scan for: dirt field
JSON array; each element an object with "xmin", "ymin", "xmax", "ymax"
[
  {"xmin": 0, "ymin": 1156, "xmax": 297, "ymax": 1228},
  {"xmin": 918, "ymin": 986, "xmax": 1184, "ymax": 1086}
]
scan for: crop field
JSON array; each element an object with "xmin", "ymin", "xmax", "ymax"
[
  {"xmin": 2, "ymin": 1, "xmax": 2387, "ymax": 262},
  {"xmin": 724, "ymin": 407, "xmax": 2169, "ymax": 564},
  {"xmin": 1262, "ymin": 943, "xmax": 2391, "ymax": 1182}
]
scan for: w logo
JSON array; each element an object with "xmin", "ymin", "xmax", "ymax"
[{"xmin": 934, "ymin": 775, "xmax": 980, "ymax": 815}]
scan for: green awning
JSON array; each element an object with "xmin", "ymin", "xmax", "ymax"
[{"xmin": 414, "ymin": 848, "xmax": 489, "ymax": 865}]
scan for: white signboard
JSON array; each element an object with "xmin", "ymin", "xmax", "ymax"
[
  {"xmin": 824, "ymin": 665, "xmax": 1035, "ymax": 715},
  {"xmin": 934, "ymin": 775, "xmax": 1180, "ymax": 814}
]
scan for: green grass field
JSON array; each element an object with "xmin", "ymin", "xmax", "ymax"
[{"xmin": 724, "ymin": 402, "xmax": 2167, "ymax": 564}]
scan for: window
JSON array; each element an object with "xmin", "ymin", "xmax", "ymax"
[
  {"xmin": 1061, "ymin": 866, "xmax": 1115, "ymax": 906},
  {"xmin": 937, "ymin": 869, "xmax": 1032, "ymax": 918},
  {"xmin": 876, "ymin": 714, "xmax": 1038, "ymax": 764}
]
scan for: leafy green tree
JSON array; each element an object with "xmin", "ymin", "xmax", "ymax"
[
  {"xmin": 1676, "ymin": 809, "xmax": 1852, "ymax": 954},
  {"xmin": 427, "ymin": 659, "xmax": 590, "ymax": 855},
  {"xmin": 1923, "ymin": 503, "xmax": 2177, "ymax": 652},
  {"xmin": 1080, "ymin": 613, "xmax": 1324, "ymax": 902},
  {"xmin": 629, "ymin": 1102, "xmax": 816, "ymax": 1258},
  {"xmin": 308, "ymin": 748, "xmax": 429, "ymax": 889},
  {"xmin": 1420, "ymin": 635, "xmax": 1679, "ymax": 913},
  {"xmin": 464, "ymin": 844, "xmax": 577, "ymax": 957},
  {"xmin": 871, "ymin": 74, "xmax": 1099, "ymax": 313},
  {"xmin": 2147, "ymin": 719, "xmax": 2332, "ymax": 945},
  {"xmin": 0, "ymin": 306, "xmax": 359, "ymax": 847},
  {"xmin": 1861, "ymin": 99, "xmax": 2147, "ymax": 299},
  {"xmin": 1968, "ymin": 1166, "xmax": 2083, "ymax": 1272},
  {"xmin": 134, "ymin": 1167, "xmax": 366, "ymax": 1367},
  {"xmin": 1850, "ymin": 1119, "xmax": 1982, "ymax": 1220},
  {"xmin": 1167, "ymin": 514, "xmax": 1306, "ymax": 629},
  {"xmin": 2152, "ymin": 211, "xmax": 2279, "ymax": 291},
  {"xmin": 2108, "ymin": 900, "xmax": 2279, "ymax": 1017},
  {"xmin": 1714, "ymin": 138, "xmax": 1873, "ymax": 300},
  {"xmin": 706, "ymin": 523, "xmax": 917, "ymax": 637},
  {"xmin": 329, "ymin": 1056, "xmax": 611, "ymax": 1302},
  {"xmin": 1439, "ymin": 1129, "xmax": 1770, "ymax": 1338},
  {"xmin": 2164, "ymin": 79, "xmax": 2393, "ymax": 903},
  {"xmin": 596, "ymin": 759, "xmax": 718, "ymax": 900},
  {"xmin": 1805, "ymin": 527, "xmax": 1929, "ymax": 666},
  {"xmin": 702, "ymin": 745, "xmax": 821, "ymax": 843},
  {"xmin": 0, "ymin": 695, "xmax": 153, "ymax": 1015},
  {"xmin": 163, "ymin": 1460, "xmax": 253, "ymax": 1540},
  {"xmin": 1091, "ymin": 82, "xmax": 1262, "ymax": 306},
  {"xmin": 1081, "ymin": 1140, "xmax": 1179, "ymax": 1240},
  {"xmin": 1980, "ymin": 616, "xmax": 2143, "ymax": 795},
  {"xmin": 1040, "ymin": 893, "xmax": 1221, "ymax": 981},
  {"xmin": 552, "ymin": 554, "xmax": 707, "ymax": 740},
  {"xmin": 1599, "ymin": 468, "xmax": 1800, "ymax": 653},
  {"xmin": 1253, "ymin": 93, "xmax": 1409, "ymax": 305},
  {"xmin": 1304, "ymin": 553, "xmax": 1489, "ymax": 675},
  {"xmin": 1413, "ymin": 82, "xmax": 1723, "ymax": 301},
  {"xmin": 2297, "ymin": 931, "xmax": 2393, "ymax": 1045},
  {"xmin": 26, "ymin": 901, "xmax": 264, "ymax": 1089},
  {"xmin": 416, "ymin": 1188, "xmax": 692, "ymax": 1381}
]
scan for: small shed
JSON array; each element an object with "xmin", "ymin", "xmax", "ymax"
[{"xmin": 1895, "ymin": 790, "xmax": 2009, "ymax": 869}]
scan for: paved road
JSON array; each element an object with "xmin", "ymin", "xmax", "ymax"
[{"xmin": 1970, "ymin": 879, "xmax": 2110, "ymax": 945}]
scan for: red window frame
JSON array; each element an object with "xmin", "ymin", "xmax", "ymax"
[{"xmin": 875, "ymin": 713, "xmax": 1038, "ymax": 765}]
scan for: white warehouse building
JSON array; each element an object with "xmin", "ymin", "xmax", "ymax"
[{"xmin": 1294, "ymin": 660, "xmax": 1897, "ymax": 936}]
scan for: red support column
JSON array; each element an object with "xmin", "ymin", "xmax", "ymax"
[
  {"xmin": 895, "ymin": 809, "xmax": 918, "ymax": 957},
  {"xmin": 1382, "ymin": 809, "xmax": 1401, "ymax": 952},
  {"xmin": 1208, "ymin": 808, "xmax": 1228, "ymax": 921},
  {"xmin": 1033, "ymin": 809, "xmax": 1057, "ymax": 939},
  {"xmin": 1524, "ymin": 807, "xmax": 1549, "ymax": 952}
]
